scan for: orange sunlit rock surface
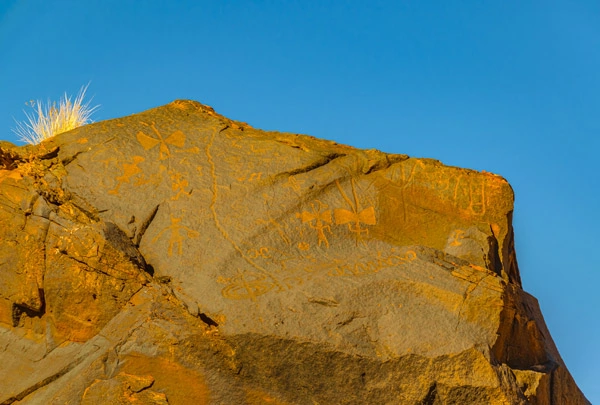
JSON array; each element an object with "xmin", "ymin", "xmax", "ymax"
[{"xmin": 0, "ymin": 101, "xmax": 589, "ymax": 404}]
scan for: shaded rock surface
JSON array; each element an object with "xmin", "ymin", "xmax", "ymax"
[{"xmin": 0, "ymin": 100, "xmax": 588, "ymax": 404}]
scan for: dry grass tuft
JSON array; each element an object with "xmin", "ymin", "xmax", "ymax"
[{"xmin": 12, "ymin": 84, "xmax": 99, "ymax": 145}]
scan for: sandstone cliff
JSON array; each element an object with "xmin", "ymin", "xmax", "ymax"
[{"xmin": 0, "ymin": 100, "xmax": 589, "ymax": 404}]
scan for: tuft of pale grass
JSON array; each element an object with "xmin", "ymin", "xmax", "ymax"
[{"xmin": 12, "ymin": 84, "xmax": 99, "ymax": 145}]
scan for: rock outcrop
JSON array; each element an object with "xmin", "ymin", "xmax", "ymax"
[{"xmin": 0, "ymin": 100, "xmax": 589, "ymax": 404}]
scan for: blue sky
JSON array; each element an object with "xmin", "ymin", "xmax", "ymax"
[{"xmin": 1, "ymin": 1, "xmax": 598, "ymax": 401}]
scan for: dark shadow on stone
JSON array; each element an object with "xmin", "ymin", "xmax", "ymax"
[
  {"xmin": 199, "ymin": 313, "xmax": 219, "ymax": 327},
  {"xmin": 103, "ymin": 222, "xmax": 147, "ymax": 271},
  {"xmin": 0, "ymin": 145, "xmax": 21, "ymax": 170},
  {"xmin": 11, "ymin": 289, "xmax": 46, "ymax": 327},
  {"xmin": 421, "ymin": 382, "xmax": 440, "ymax": 405}
]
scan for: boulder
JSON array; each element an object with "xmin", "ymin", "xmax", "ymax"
[{"xmin": 0, "ymin": 100, "xmax": 589, "ymax": 404}]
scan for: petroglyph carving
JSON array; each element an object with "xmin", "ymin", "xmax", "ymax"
[
  {"xmin": 385, "ymin": 160, "xmax": 423, "ymax": 186},
  {"xmin": 463, "ymin": 176, "xmax": 486, "ymax": 215},
  {"xmin": 250, "ymin": 144, "xmax": 268, "ymax": 154},
  {"xmin": 184, "ymin": 146, "xmax": 201, "ymax": 155},
  {"xmin": 205, "ymin": 127, "xmax": 285, "ymax": 288},
  {"xmin": 379, "ymin": 161, "xmax": 424, "ymax": 222},
  {"xmin": 247, "ymin": 247, "xmax": 271, "ymax": 259},
  {"xmin": 328, "ymin": 249, "xmax": 416, "ymax": 277},
  {"xmin": 110, "ymin": 157, "xmax": 191, "ymax": 200},
  {"xmin": 255, "ymin": 217, "xmax": 292, "ymax": 246},
  {"xmin": 449, "ymin": 229, "xmax": 465, "ymax": 246},
  {"xmin": 217, "ymin": 248, "xmax": 417, "ymax": 301},
  {"xmin": 297, "ymin": 242, "xmax": 310, "ymax": 251},
  {"xmin": 334, "ymin": 179, "xmax": 376, "ymax": 243},
  {"xmin": 109, "ymin": 156, "xmax": 145, "ymax": 195},
  {"xmin": 97, "ymin": 156, "xmax": 119, "ymax": 170},
  {"xmin": 137, "ymin": 122, "xmax": 186, "ymax": 160},
  {"xmin": 382, "ymin": 161, "xmax": 490, "ymax": 219},
  {"xmin": 218, "ymin": 270, "xmax": 276, "ymax": 301},
  {"xmin": 237, "ymin": 172, "xmax": 262, "ymax": 182},
  {"xmin": 283, "ymin": 175, "xmax": 304, "ymax": 195},
  {"xmin": 429, "ymin": 172, "xmax": 488, "ymax": 217},
  {"xmin": 133, "ymin": 170, "xmax": 164, "ymax": 188},
  {"xmin": 297, "ymin": 200, "xmax": 332, "ymax": 248},
  {"xmin": 152, "ymin": 215, "xmax": 199, "ymax": 257},
  {"xmin": 221, "ymin": 153, "xmax": 243, "ymax": 166},
  {"xmin": 169, "ymin": 169, "xmax": 192, "ymax": 200}
]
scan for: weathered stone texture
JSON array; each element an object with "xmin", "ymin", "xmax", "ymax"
[{"xmin": 0, "ymin": 100, "xmax": 589, "ymax": 404}]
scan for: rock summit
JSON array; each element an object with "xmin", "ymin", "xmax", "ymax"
[{"xmin": 0, "ymin": 100, "xmax": 589, "ymax": 404}]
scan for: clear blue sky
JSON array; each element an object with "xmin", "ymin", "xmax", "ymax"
[{"xmin": 1, "ymin": 1, "xmax": 598, "ymax": 401}]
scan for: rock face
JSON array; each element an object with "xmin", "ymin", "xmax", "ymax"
[{"xmin": 0, "ymin": 100, "xmax": 589, "ymax": 404}]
